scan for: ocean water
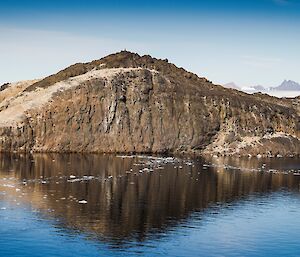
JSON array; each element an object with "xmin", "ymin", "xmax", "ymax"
[{"xmin": 0, "ymin": 153, "xmax": 299, "ymax": 257}]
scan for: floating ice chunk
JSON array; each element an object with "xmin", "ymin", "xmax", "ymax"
[
  {"xmin": 117, "ymin": 155, "xmax": 135, "ymax": 158},
  {"xmin": 83, "ymin": 176, "xmax": 94, "ymax": 180},
  {"xmin": 3, "ymin": 184, "xmax": 15, "ymax": 188},
  {"xmin": 67, "ymin": 178, "xmax": 81, "ymax": 183}
]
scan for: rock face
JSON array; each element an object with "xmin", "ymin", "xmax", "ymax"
[{"xmin": 0, "ymin": 51, "xmax": 299, "ymax": 156}]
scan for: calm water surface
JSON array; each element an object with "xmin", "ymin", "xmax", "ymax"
[{"xmin": 0, "ymin": 154, "xmax": 300, "ymax": 257}]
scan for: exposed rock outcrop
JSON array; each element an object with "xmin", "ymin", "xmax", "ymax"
[{"xmin": 0, "ymin": 51, "xmax": 299, "ymax": 156}]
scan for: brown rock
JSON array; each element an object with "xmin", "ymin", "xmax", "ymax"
[{"xmin": 0, "ymin": 51, "xmax": 299, "ymax": 156}]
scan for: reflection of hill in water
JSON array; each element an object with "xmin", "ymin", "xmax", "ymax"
[{"xmin": 0, "ymin": 154, "xmax": 299, "ymax": 242}]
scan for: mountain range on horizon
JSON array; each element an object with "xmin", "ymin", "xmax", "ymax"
[{"xmin": 224, "ymin": 80, "xmax": 300, "ymax": 93}]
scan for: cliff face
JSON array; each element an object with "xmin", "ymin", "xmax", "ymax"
[{"xmin": 0, "ymin": 51, "xmax": 299, "ymax": 156}]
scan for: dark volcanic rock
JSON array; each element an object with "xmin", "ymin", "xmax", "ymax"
[
  {"xmin": 0, "ymin": 83, "xmax": 10, "ymax": 92},
  {"xmin": 0, "ymin": 51, "xmax": 299, "ymax": 156}
]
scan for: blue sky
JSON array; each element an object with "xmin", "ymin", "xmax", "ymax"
[{"xmin": 1, "ymin": 0, "xmax": 300, "ymax": 87}]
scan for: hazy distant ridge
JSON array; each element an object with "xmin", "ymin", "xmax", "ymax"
[
  {"xmin": 223, "ymin": 80, "xmax": 300, "ymax": 97},
  {"xmin": 271, "ymin": 80, "xmax": 300, "ymax": 91}
]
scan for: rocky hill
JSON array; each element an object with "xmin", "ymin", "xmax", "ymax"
[{"xmin": 0, "ymin": 51, "xmax": 299, "ymax": 157}]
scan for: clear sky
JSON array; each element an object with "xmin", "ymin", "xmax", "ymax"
[{"xmin": 0, "ymin": 0, "xmax": 300, "ymax": 87}]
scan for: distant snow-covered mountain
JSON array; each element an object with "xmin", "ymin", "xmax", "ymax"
[
  {"xmin": 252, "ymin": 85, "xmax": 265, "ymax": 91},
  {"xmin": 223, "ymin": 82, "xmax": 240, "ymax": 90},
  {"xmin": 270, "ymin": 80, "xmax": 300, "ymax": 91},
  {"xmin": 223, "ymin": 80, "xmax": 300, "ymax": 97},
  {"xmin": 222, "ymin": 82, "xmax": 264, "ymax": 92}
]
